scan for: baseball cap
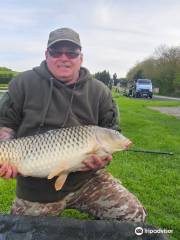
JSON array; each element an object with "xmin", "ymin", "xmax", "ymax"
[{"xmin": 47, "ymin": 28, "xmax": 81, "ymax": 48}]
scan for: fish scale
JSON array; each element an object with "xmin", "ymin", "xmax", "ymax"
[{"xmin": 0, "ymin": 125, "xmax": 131, "ymax": 190}]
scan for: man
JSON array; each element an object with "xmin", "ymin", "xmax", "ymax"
[{"xmin": 0, "ymin": 27, "xmax": 146, "ymax": 221}]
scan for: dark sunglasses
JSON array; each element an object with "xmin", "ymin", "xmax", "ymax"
[{"xmin": 48, "ymin": 48, "xmax": 80, "ymax": 59}]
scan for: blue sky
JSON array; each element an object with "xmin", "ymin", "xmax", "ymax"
[{"xmin": 0, "ymin": 0, "xmax": 180, "ymax": 77}]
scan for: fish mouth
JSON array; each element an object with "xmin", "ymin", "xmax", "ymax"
[
  {"xmin": 113, "ymin": 139, "xmax": 132, "ymax": 151},
  {"xmin": 123, "ymin": 140, "xmax": 132, "ymax": 150}
]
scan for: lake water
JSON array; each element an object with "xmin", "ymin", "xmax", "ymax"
[{"xmin": 0, "ymin": 90, "xmax": 7, "ymax": 99}]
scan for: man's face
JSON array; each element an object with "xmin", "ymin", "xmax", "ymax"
[{"xmin": 45, "ymin": 42, "xmax": 83, "ymax": 84}]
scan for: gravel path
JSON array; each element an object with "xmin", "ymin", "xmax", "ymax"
[{"xmin": 148, "ymin": 106, "xmax": 180, "ymax": 117}]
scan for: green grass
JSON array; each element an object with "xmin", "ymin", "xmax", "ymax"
[
  {"xmin": 112, "ymin": 94, "xmax": 180, "ymax": 240},
  {"xmin": 0, "ymin": 83, "xmax": 8, "ymax": 90},
  {"xmin": 0, "ymin": 94, "xmax": 180, "ymax": 239}
]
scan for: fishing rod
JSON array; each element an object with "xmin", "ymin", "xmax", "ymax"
[{"xmin": 126, "ymin": 149, "xmax": 174, "ymax": 155}]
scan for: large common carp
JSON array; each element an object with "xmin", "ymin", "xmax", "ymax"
[{"xmin": 0, "ymin": 125, "xmax": 131, "ymax": 191}]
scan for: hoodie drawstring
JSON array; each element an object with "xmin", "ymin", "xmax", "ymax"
[{"xmin": 37, "ymin": 77, "xmax": 54, "ymax": 134}]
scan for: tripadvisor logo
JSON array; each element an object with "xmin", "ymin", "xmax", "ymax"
[
  {"xmin": 135, "ymin": 227, "xmax": 143, "ymax": 236},
  {"xmin": 135, "ymin": 226, "xmax": 173, "ymax": 236}
]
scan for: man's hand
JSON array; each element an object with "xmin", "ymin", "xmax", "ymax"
[
  {"xmin": 0, "ymin": 127, "xmax": 15, "ymax": 141},
  {"xmin": 81, "ymin": 155, "xmax": 112, "ymax": 171},
  {"xmin": 0, "ymin": 163, "xmax": 18, "ymax": 179},
  {"xmin": 0, "ymin": 127, "xmax": 17, "ymax": 178}
]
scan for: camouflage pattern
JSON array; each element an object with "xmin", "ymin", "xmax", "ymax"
[{"xmin": 10, "ymin": 169, "xmax": 147, "ymax": 222}]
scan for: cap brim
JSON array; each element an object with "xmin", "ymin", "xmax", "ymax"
[{"xmin": 48, "ymin": 39, "xmax": 81, "ymax": 48}]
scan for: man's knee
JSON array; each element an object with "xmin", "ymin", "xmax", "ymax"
[
  {"xmin": 121, "ymin": 204, "xmax": 147, "ymax": 223},
  {"xmin": 104, "ymin": 201, "xmax": 147, "ymax": 223}
]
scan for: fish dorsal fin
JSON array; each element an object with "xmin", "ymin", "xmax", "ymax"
[{"xmin": 55, "ymin": 173, "xmax": 68, "ymax": 191}]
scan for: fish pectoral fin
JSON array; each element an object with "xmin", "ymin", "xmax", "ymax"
[
  {"xmin": 85, "ymin": 144, "xmax": 101, "ymax": 156},
  {"xmin": 55, "ymin": 173, "xmax": 68, "ymax": 191},
  {"xmin": 48, "ymin": 164, "xmax": 68, "ymax": 180}
]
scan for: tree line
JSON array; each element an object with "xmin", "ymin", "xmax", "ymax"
[
  {"xmin": 94, "ymin": 45, "xmax": 180, "ymax": 97},
  {"xmin": 0, "ymin": 67, "xmax": 17, "ymax": 84},
  {"xmin": 126, "ymin": 45, "xmax": 180, "ymax": 97},
  {"xmin": 93, "ymin": 71, "xmax": 126, "ymax": 89}
]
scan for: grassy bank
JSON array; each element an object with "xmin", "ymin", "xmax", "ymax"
[
  {"xmin": 0, "ymin": 94, "xmax": 179, "ymax": 239},
  {"xmin": 111, "ymin": 94, "xmax": 180, "ymax": 240}
]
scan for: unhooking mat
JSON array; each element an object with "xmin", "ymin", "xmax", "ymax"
[{"xmin": 0, "ymin": 214, "xmax": 169, "ymax": 240}]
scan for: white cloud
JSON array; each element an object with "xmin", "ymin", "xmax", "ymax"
[{"xmin": 0, "ymin": 0, "xmax": 180, "ymax": 77}]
